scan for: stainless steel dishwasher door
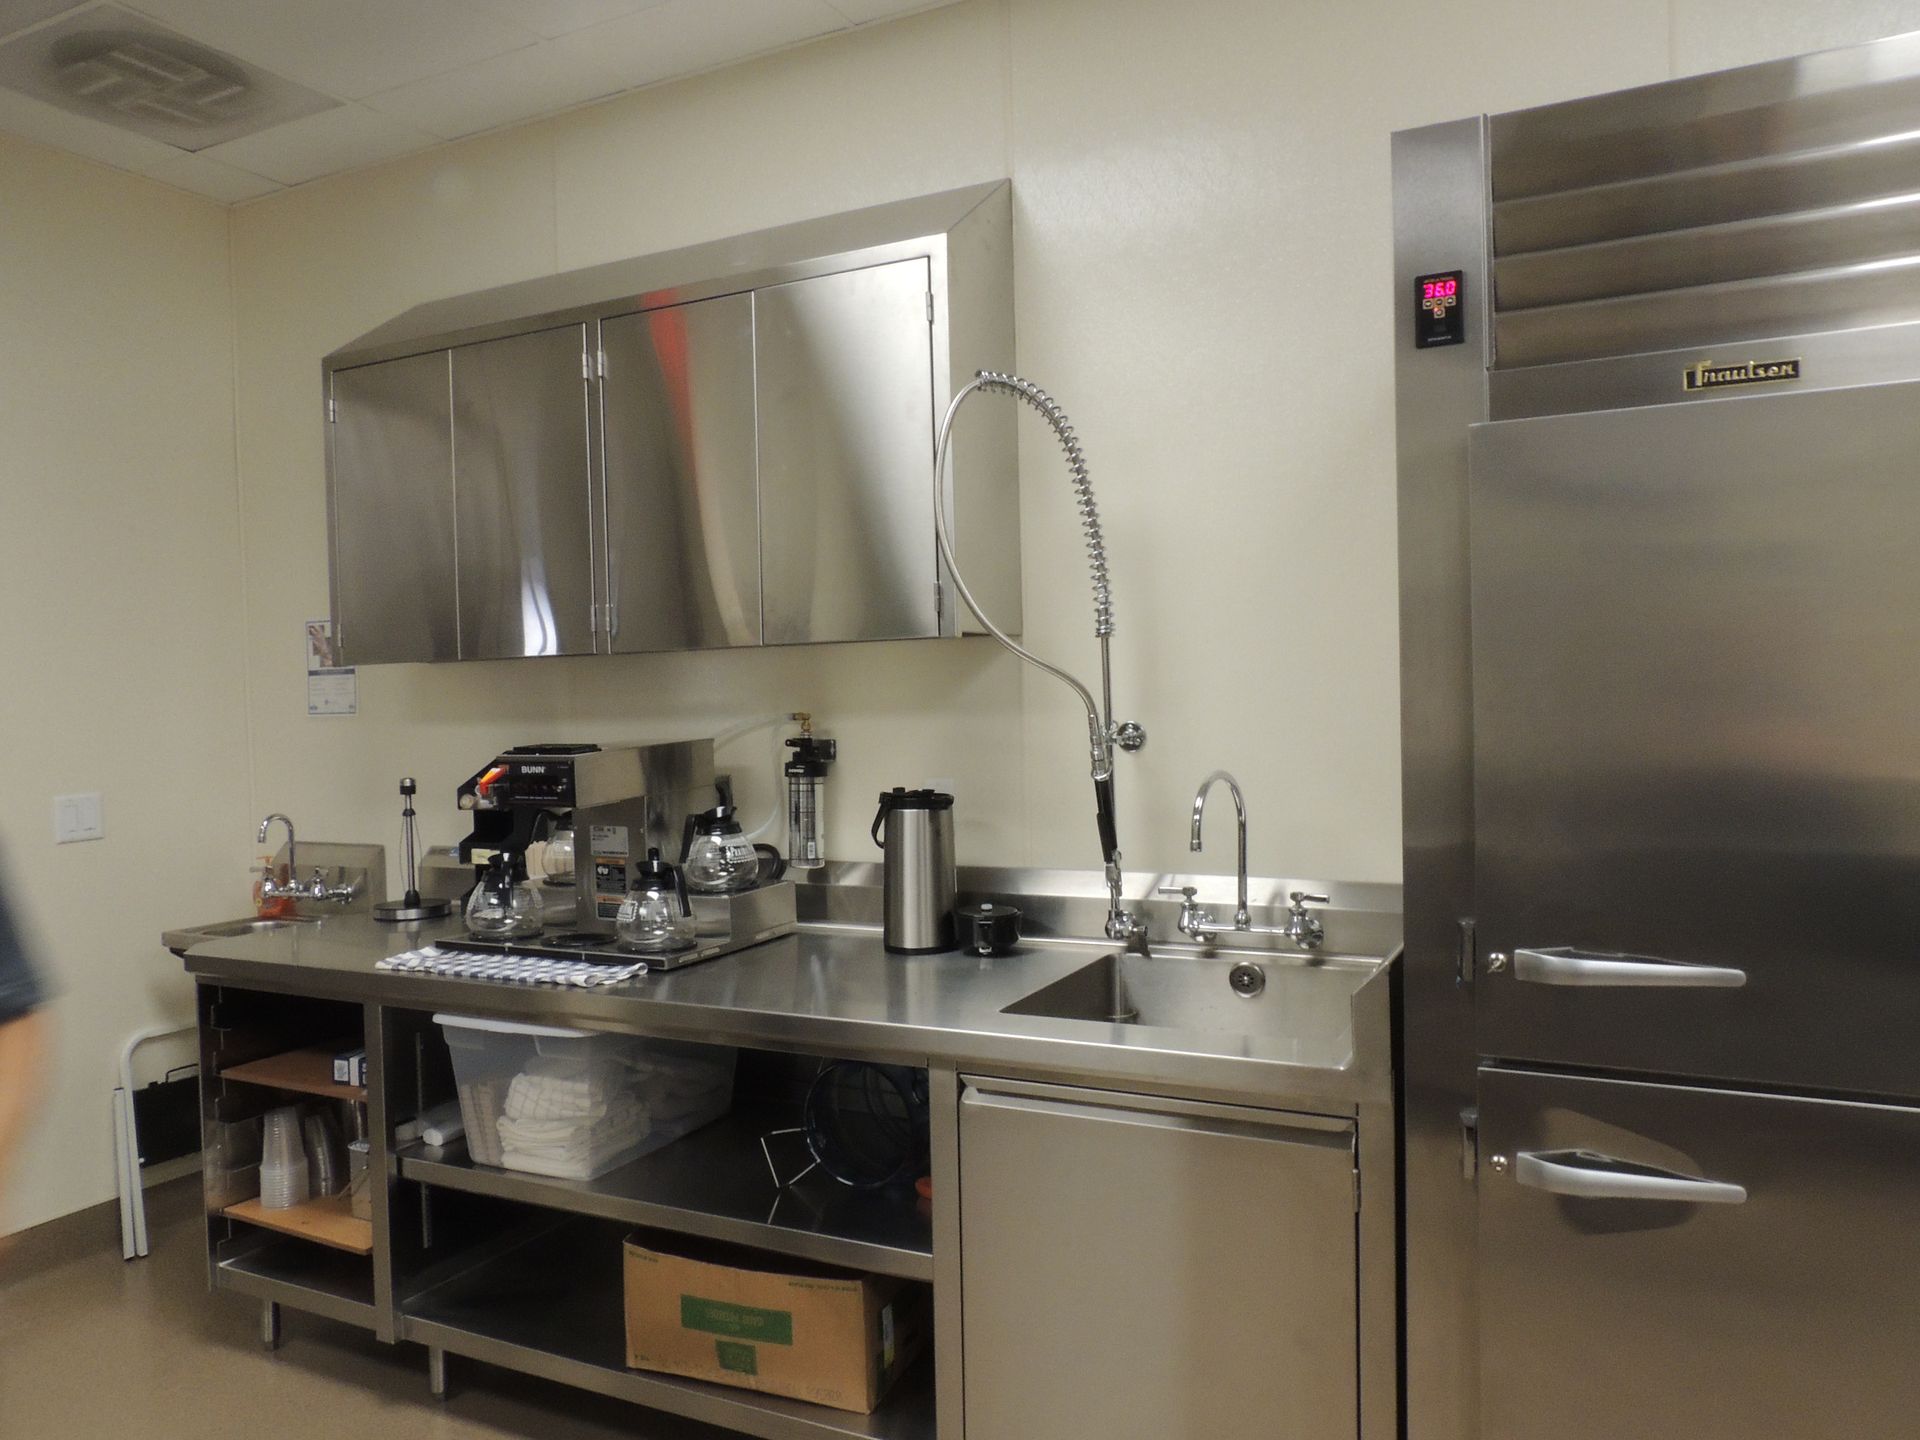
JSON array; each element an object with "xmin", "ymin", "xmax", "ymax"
[
  {"xmin": 1479, "ymin": 1066, "xmax": 1920, "ymax": 1440},
  {"xmin": 958, "ymin": 1078, "xmax": 1359, "ymax": 1440}
]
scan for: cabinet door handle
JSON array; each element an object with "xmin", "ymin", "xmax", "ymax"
[
  {"xmin": 1515, "ymin": 1149, "xmax": 1747, "ymax": 1205},
  {"xmin": 1513, "ymin": 947, "xmax": 1747, "ymax": 988}
]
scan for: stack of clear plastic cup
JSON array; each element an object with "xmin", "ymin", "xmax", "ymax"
[
  {"xmin": 259, "ymin": 1106, "xmax": 310, "ymax": 1210},
  {"xmin": 303, "ymin": 1111, "xmax": 344, "ymax": 1198}
]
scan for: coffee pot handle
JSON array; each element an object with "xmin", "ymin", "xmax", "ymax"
[
  {"xmin": 754, "ymin": 843, "xmax": 788, "ymax": 884},
  {"xmin": 871, "ymin": 795, "xmax": 891, "ymax": 849}
]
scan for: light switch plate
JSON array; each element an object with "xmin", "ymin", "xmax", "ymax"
[{"xmin": 54, "ymin": 792, "xmax": 104, "ymax": 844}]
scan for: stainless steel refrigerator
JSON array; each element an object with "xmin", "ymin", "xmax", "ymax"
[{"xmin": 1394, "ymin": 33, "xmax": 1920, "ymax": 1440}]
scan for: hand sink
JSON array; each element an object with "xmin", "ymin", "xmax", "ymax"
[
  {"xmin": 1002, "ymin": 951, "xmax": 1282, "ymax": 1038},
  {"xmin": 197, "ymin": 916, "xmax": 322, "ymax": 938}
]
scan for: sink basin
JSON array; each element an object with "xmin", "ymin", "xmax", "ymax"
[
  {"xmin": 1003, "ymin": 952, "xmax": 1285, "ymax": 1037},
  {"xmin": 196, "ymin": 916, "xmax": 322, "ymax": 938}
]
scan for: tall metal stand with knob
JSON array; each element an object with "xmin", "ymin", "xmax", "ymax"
[{"xmin": 374, "ymin": 777, "xmax": 452, "ymax": 923}]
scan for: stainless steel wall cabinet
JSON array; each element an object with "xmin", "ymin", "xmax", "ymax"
[
  {"xmin": 453, "ymin": 325, "xmax": 596, "ymax": 660},
  {"xmin": 757, "ymin": 261, "xmax": 940, "ymax": 644},
  {"xmin": 326, "ymin": 351, "xmax": 458, "ymax": 664},
  {"xmin": 323, "ymin": 182, "xmax": 1017, "ymax": 665},
  {"xmin": 1395, "ymin": 32, "xmax": 1920, "ymax": 1440},
  {"xmin": 600, "ymin": 296, "xmax": 760, "ymax": 653},
  {"xmin": 958, "ymin": 1078, "xmax": 1359, "ymax": 1440}
]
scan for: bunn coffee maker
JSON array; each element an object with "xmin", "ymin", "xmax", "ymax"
[{"xmin": 457, "ymin": 742, "xmax": 712, "ymax": 937}]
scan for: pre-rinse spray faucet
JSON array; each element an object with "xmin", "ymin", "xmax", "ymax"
[{"xmin": 934, "ymin": 371, "xmax": 1148, "ymax": 942}]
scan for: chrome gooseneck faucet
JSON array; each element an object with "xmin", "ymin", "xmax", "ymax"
[
  {"xmin": 1190, "ymin": 771, "xmax": 1251, "ymax": 929},
  {"xmin": 933, "ymin": 371, "xmax": 1148, "ymax": 942},
  {"xmin": 258, "ymin": 812, "xmax": 297, "ymax": 897},
  {"xmin": 258, "ymin": 811, "xmax": 359, "ymax": 905},
  {"xmin": 1164, "ymin": 771, "xmax": 1329, "ymax": 949}
]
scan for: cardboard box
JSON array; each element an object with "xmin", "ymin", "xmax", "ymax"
[{"xmin": 623, "ymin": 1231, "xmax": 929, "ymax": 1414}]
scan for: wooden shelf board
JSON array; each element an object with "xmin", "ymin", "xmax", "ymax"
[
  {"xmin": 221, "ymin": 1045, "xmax": 367, "ymax": 1102},
  {"xmin": 224, "ymin": 1193, "xmax": 373, "ymax": 1255}
]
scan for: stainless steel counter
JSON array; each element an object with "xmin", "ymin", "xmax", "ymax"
[
  {"xmin": 177, "ymin": 886, "xmax": 1400, "ymax": 1440},
  {"xmin": 171, "ymin": 912, "xmax": 1392, "ymax": 1113}
]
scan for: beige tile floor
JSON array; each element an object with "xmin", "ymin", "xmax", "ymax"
[{"xmin": 0, "ymin": 1183, "xmax": 723, "ymax": 1439}]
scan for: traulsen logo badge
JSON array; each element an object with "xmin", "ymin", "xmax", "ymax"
[{"xmin": 1684, "ymin": 357, "xmax": 1802, "ymax": 392}]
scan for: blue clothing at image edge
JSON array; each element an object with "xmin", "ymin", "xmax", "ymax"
[{"xmin": 0, "ymin": 885, "xmax": 46, "ymax": 1025}]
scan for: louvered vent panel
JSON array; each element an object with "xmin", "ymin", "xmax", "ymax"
[{"xmin": 1490, "ymin": 36, "xmax": 1920, "ymax": 369}]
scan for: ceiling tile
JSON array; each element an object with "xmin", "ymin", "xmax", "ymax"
[
  {"xmin": 464, "ymin": 0, "xmax": 669, "ymax": 41},
  {"xmin": 364, "ymin": 39, "xmax": 625, "ymax": 140},
  {"xmin": 821, "ymin": 0, "xmax": 957, "ymax": 23},
  {"xmin": 121, "ymin": 0, "xmax": 536, "ymax": 98},
  {"xmin": 140, "ymin": 146, "xmax": 279, "ymax": 200},
  {"xmin": 0, "ymin": 0, "xmax": 86, "ymax": 39},
  {"xmin": 198, "ymin": 102, "xmax": 434, "ymax": 185},
  {"xmin": 551, "ymin": 0, "xmax": 847, "ymax": 91},
  {"xmin": 0, "ymin": 79, "xmax": 182, "ymax": 168}
]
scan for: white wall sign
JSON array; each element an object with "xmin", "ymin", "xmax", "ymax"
[{"xmin": 306, "ymin": 618, "xmax": 357, "ymax": 717}]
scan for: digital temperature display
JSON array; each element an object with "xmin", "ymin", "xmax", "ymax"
[{"xmin": 1414, "ymin": 269, "xmax": 1466, "ymax": 349}]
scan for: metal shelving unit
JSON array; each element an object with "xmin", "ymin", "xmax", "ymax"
[
  {"xmin": 398, "ymin": 1106, "xmax": 933, "ymax": 1282},
  {"xmin": 220, "ymin": 1045, "xmax": 368, "ymax": 1103},
  {"xmin": 215, "ymin": 1236, "xmax": 378, "ymax": 1331},
  {"xmin": 401, "ymin": 1220, "xmax": 936, "ymax": 1440},
  {"xmin": 197, "ymin": 983, "xmax": 941, "ymax": 1437},
  {"xmin": 223, "ymin": 1193, "xmax": 373, "ymax": 1255}
]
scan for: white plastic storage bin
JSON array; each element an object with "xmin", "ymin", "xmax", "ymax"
[{"xmin": 435, "ymin": 1014, "xmax": 735, "ymax": 1180}]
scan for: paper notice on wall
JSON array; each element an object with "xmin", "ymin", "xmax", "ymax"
[{"xmin": 306, "ymin": 619, "xmax": 357, "ymax": 717}]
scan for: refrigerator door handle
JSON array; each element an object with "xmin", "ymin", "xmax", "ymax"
[
  {"xmin": 1515, "ymin": 1148, "xmax": 1748, "ymax": 1205},
  {"xmin": 1513, "ymin": 946, "xmax": 1747, "ymax": 988}
]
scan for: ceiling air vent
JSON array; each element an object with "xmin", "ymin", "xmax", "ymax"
[{"xmin": 0, "ymin": 5, "xmax": 336, "ymax": 151}]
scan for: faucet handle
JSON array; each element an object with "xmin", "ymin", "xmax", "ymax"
[
  {"xmin": 1157, "ymin": 884, "xmax": 1198, "ymax": 900},
  {"xmin": 1285, "ymin": 892, "xmax": 1328, "ymax": 949}
]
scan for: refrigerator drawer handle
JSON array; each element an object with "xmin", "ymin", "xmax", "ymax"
[
  {"xmin": 1515, "ymin": 1149, "xmax": 1748, "ymax": 1205},
  {"xmin": 1513, "ymin": 947, "xmax": 1747, "ymax": 988}
]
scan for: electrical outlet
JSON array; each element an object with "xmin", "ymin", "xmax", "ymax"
[{"xmin": 53, "ymin": 792, "xmax": 104, "ymax": 844}]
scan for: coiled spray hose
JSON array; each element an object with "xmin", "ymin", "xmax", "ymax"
[{"xmin": 933, "ymin": 372, "xmax": 1140, "ymax": 875}]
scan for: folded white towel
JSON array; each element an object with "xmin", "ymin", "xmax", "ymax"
[
  {"xmin": 498, "ymin": 1093, "xmax": 650, "ymax": 1177},
  {"xmin": 504, "ymin": 1057, "xmax": 625, "ymax": 1123}
]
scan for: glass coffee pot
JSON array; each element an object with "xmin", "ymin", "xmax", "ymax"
[
  {"xmin": 615, "ymin": 847, "xmax": 697, "ymax": 954},
  {"xmin": 464, "ymin": 851, "xmax": 544, "ymax": 940},
  {"xmin": 681, "ymin": 805, "xmax": 786, "ymax": 894}
]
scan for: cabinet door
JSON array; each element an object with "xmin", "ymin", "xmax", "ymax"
[
  {"xmin": 756, "ymin": 260, "xmax": 939, "ymax": 644},
  {"xmin": 1478, "ymin": 1067, "xmax": 1920, "ymax": 1440},
  {"xmin": 328, "ymin": 352, "xmax": 456, "ymax": 664},
  {"xmin": 600, "ymin": 296, "xmax": 760, "ymax": 652},
  {"xmin": 453, "ymin": 324, "xmax": 595, "ymax": 659},
  {"xmin": 959, "ymin": 1078, "xmax": 1358, "ymax": 1440},
  {"xmin": 1469, "ymin": 382, "xmax": 1920, "ymax": 1095}
]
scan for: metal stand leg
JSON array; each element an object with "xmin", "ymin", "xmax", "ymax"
[
  {"xmin": 427, "ymin": 1345, "xmax": 448, "ymax": 1400},
  {"xmin": 260, "ymin": 1300, "xmax": 283, "ymax": 1351}
]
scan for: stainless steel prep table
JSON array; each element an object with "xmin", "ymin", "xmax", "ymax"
[
  {"xmin": 173, "ymin": 912, "xmax": 1397, "ymax": 1440},
  {"xmin": 173, "ymin": 915, "xmax": 1392, "ymax": 1110}
]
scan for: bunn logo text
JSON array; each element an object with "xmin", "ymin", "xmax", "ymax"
[{"xmin": 1683, "ymin": 357, "xmax": 1803, "ymax": 392}]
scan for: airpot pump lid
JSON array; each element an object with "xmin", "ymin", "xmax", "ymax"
[{"xmin": 879, "ymin": 787, "xmax": 954, "ymax": 810}]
